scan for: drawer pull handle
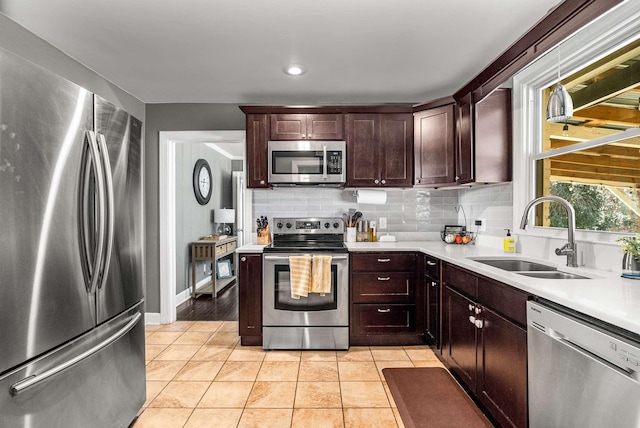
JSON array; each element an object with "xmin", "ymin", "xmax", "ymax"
[
  {"xmin": 475, "ymin": 320, "xmax": 483, "ymax": 329},
  {"xmin": 378, "ymin": 308, "xmax": 391, "ymax": 313},
  {"xmin": 377, "ymin": 258, "xmax": 391, "ymax": 263},
  {"xmin": 377, "ymin": 276, "xmax": 391, "ymax": 281},
  {"xmin": 426, "ymin": 261, "xmax": 437, "ymax": 266},
  {"xmin": 469, "ymin": 315, "xmax": 476, "ymax": 324}
]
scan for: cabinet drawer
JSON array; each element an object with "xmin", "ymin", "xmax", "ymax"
[
  {"xmin": 352, "ymin": 304, "xmax": 416, "ymax": 335},
  {"xmin": 442, "ymin": 263, "xmax": 477, "ymax": 299},
  {"xmin": 351, "ymin": 253, "xmax": 416, "ymax": 272},
  {"xmin": 352, "ymin": 273, "xmax": 415, "ymax": 303},
  {"xmin": 423, "ymin": 254, "xmax": 440, "ymax": 279},
  {"xmin": 478, "ymin": 277, "xmax": 529, "ymax": 327}
]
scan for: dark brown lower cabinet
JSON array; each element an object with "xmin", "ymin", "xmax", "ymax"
[
  {"xmin": 238, "ymin": 253, "xmax": 262, "ymax": 346},
  {"xmin": 350, "ymin": 252, "xmax": 424, "ymax": 346},
  {"xmin": 443, "ymin": 286, "xmax": 477, "ymax": 390},
  {"xmin": 477, "ymin": 308, "xmax": 527, "ymax": 428},
  {"xmin": 442, "ymin": 263, "xmax": 529, "ymax": 428}
]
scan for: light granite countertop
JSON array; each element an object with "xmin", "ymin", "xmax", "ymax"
[{"xmin": 238, "ymin": 241, "xmax": 640, "ymax": 336}]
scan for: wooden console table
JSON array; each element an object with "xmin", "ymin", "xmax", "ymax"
[{"xmin": 191, "ymin": 236, "xmax": 238, "ymax": 299}]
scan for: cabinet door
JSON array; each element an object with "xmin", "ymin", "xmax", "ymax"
[
  {"xmin": 477, "ymin": 307, "xmax": 527, "ymax": 428},
  {"xmin": 246, "ymin": 114, "xmax": 269, "ymax": 188},
  {"xmin": 380, "ymin": 113, "xmax": 413, "ymax": 186},
  {"xmin": 443, "ymin": 286, "xmax": 477, "ymax": 391},
  {"xmin": 426, "ymin": 276, "xmax": 439, "ymax": 346},
  {"xmin": 456, "ymin": 93, "xmax": 474, "ymax": 184},
  {"xmin": 270, "ymin": 113, "xmax": 307, "ymax": 140},
  {"xmin": 238, "ymin": 254, "xmax": 263, "ymax": 345},
  {"xmin": 414, "ymin": 104, "xmax": 456, "ymax": 186},
  {"xmin": 346, "ymin": 113, "xmax": 380, "ymax": 186},
  {"xmin": 306, "ymin": 114, "xmax": 344, "ymax": 140},
  {"xmin": 475, "ymin": 88, "xmax": 512, "ymax": 183}
]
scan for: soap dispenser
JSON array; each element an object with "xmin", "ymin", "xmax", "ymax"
[{"xmin": 503, "ymin": 229, "xmax": 516, "ymax": 253}]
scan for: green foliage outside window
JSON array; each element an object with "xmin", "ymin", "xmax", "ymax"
[{"xmin": 548, "ymin": 182, "xmax": 639, "ymax": 233}]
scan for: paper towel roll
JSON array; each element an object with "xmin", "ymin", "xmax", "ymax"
[{"xmin": 356, "ymin": 189, "xmax": 387, "ymax": 205}]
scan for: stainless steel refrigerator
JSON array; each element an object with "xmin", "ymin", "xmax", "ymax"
[{"xmin": 0, "ymin": 48, "xmax": 146, "ymax": 427}]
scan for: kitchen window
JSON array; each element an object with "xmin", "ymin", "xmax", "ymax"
[{"xmin": 513, "ymin": 0, "xmax": 640, "ymax": 241}]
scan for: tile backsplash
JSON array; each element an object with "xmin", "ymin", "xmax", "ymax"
[{"xmin": 251, "ymin": 184, "xmax": 513, "ymax": 241}]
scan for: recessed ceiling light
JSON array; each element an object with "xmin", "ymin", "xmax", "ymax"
[{"xmin": 284, "ymin": 65, "xmax": 306, "ymax": 76}]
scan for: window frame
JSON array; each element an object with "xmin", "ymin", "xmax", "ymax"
[{"xmin": 512, "ymin": 0, "xmax": 640, "ymax": 243}]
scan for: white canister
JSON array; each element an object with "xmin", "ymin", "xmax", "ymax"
[{"xmin": 346, "ymin": 227, "xmax": 357, "ymax": 243}]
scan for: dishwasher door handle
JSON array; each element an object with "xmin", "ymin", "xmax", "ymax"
[{"xmin": 550, "ymin": 332, "xmax": 639, "ymax": 383}]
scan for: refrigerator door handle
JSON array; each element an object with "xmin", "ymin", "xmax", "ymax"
[
  {"xmin": 9, "ymin": 312, "xmax": 142, "ymax": 397},
  {"xmin": 96, "ymin": 133, "xmax": 115, "ymax": 289},
  {"xmin": 83, "ymin": 130, "xmax": 107, "ymax": 294}
]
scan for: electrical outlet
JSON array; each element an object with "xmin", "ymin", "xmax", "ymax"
[
  {"xmin": 378, "ymin": 217, "xmax": 387, "ymax": 229},
  {"xmin": 475, "ymin": 218, "xmax": 487, "ymax": 232}
]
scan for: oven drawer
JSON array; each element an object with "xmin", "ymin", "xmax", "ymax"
[
  {"xmin": 351, "ymin": 253, "xmax": 416, "ymax": 272},
  {"xmin": 351, "ymin": 304, "xmax": 416, "ymax": 335},
  {"xmin": 352, "ymin": 272, "xmax": 415, "ymax": 303}
]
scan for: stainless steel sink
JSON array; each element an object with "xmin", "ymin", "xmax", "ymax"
[
  {"xmin": 517, "ymin": 271, "xmax": 589, "ymax": 280},
  {"xmin": 470, "ymin": 258, "xmax": 557, "ymax": 272}
]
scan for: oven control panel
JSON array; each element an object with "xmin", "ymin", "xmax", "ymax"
[{"xmin": 273, "ymin": 217, "xmax": 344, "ymax": 234}]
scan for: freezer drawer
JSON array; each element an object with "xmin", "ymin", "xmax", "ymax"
[{"xmin": 0, "ymin": 304, "xmax": 145, "ymax": 428}]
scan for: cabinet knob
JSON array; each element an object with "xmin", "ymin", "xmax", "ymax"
[
  {"xmin": 374, "ymin": 179, "xmax": 379, "ymax": 184},
  {"xmin": 475, "ymin": 319, "xmax": 484, "ymax": 329},
  {"xmin": 469, "ymin": 315, "xmax": 476, "ymax": 324},
  {"xmin": 475, "ymin": 307, "xmax": 482, "ymax": 315},
  {"xmin": 378, "ymin": 308, "xmax": 391, "ymax": 313},
  {"xmin": 241, "ymin": 257, "xmax": 246, "ymax": 262},
  {"xmin": 426, "ymin": 261, "xmax": 437, "ymax": 266},
  {"xmin": 468, "ymin": 304, "xmax": 474, "ymax": 311},
  {"xmin": 260, "ymin": 180, "xmax": 265, "ymax": 184},
  {"xmin": 381, "ymin": 179, "xmax": 386, "ymax": 184},
  {"xmin": 431, "ymin": 281, "xmax": 437, "ymax": 287},
  {"xmin": 455, "ymin": 176, "xmax": 460, "ymax": 181}
]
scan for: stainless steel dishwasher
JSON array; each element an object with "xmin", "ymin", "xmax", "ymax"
[{"xmin": 527, "ymin": 301, "xmax": 640, "ymax": 428}]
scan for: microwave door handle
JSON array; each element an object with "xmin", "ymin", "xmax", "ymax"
[{"xmin": 323, "ymin": 145, "xmax": 328, "ymax": 180}]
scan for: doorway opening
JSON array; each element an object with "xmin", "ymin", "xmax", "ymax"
[{"xmin": 158, "ymin": 130, "xmax": 250, "ymax": 324}]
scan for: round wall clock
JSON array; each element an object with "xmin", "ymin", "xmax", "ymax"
[{"xmin": 193, "ymin": 158, "xmax": 212, "ymax": 205}]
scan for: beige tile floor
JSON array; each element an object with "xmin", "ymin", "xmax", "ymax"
[{"xmin": 135, "ymin": 321, "xmax": 445, "ymax": 428}]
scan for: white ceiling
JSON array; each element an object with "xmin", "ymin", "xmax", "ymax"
[{"xmin": 0, "ymin": 0, "xmax": 561, "ymax": 104}]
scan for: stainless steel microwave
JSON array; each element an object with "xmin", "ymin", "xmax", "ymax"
[{"xmin": 268, "ymin": 140, "xmax": 346, "ymax": 185}]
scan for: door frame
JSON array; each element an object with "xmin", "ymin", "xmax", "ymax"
[{"xmin": 158, "ymin": 130, "xmax": 246, "ymax": 324}]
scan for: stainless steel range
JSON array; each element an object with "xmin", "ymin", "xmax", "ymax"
[{"xmin": 262, "ymin": 217, "xmax": 349, "ymax": 350}]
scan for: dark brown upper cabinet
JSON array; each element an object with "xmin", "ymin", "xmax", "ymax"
[
  {"xmin": 346, "ymin": 113, "xmax": 413, "ymax": 187},
  {"xmin": 456, "ymin": 88, "xmax": 512, "ymax": 185},
  {"xmin": 414, "ymin": 101, "xmax": 456, "ymax": 186},
  {"xmin": 270, "ymin": 113, "xmax": 344, "ymax": 140},
  {"xmin": 245, "ymin": 113, "xmax": 269, "ymax": 188}
]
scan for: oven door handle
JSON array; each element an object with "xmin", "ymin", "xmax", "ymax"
[
  {"xmin": 322, "ymin": 145, "xmax": 328, "ymax": 180},
  {"xmin": 264, "ymin": 255, "xmax": 348, "ymax": 260}
]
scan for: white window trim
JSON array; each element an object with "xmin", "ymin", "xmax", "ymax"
[{"xmin": 512, "ymin": 0, "xmax": 640, "ymax": 244}]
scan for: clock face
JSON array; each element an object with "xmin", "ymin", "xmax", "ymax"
[{"xmin": 193, "ymin": 159, "xmax": 212, "ymax": 205}]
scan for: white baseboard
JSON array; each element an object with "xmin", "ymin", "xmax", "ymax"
[
  {"xmin": 176, "ymin": 276, "xmax": 211, "ymax": 306},
  {"xmin": 145, "ymin": 312, "xmax": 161, "ymax": 325}
]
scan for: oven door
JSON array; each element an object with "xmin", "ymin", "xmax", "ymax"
[{"xmin": 263, "ymin": 253, "xmax": 348, "ymax": 326}]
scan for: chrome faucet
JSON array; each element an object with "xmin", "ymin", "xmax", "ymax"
[{"xmin": 520, "ymin": 195, "xmax": 578, "ymax": 267}]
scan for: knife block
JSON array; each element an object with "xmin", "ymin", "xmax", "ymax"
[{"xmin": 256, "ymin": 225, "xmax": 271, "ymax": 245}]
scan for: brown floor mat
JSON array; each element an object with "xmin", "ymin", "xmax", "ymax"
[{"xmin": 382, "ymin": 367, "xmax": 493, "ymax": 428}]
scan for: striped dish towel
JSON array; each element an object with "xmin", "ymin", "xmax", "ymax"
[
  {"xmin": 289, "ymin": 255, "xmax": 312, "ymax": 299},
  {"xmin": 311, "ymin": 255, "xmax": 332, "ymax": 295}
]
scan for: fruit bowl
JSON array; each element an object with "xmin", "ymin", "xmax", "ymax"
[{"xmin": 440, "ymin": 230, "xmax": 476, "ymax": 245}]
